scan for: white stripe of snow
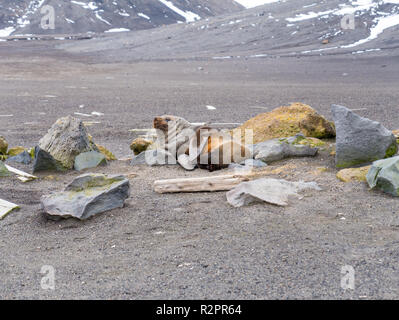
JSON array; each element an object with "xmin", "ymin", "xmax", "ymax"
[
  {"xmin": 105, "ymin": 28, "xmax": 130, "ymax": 33},
  {"xmin": 157, "ymin": 0, "xmax": 200, "ymax": 22},
  {"xmin": 0, "ymin": 27, "xmax": 16, "ymax": 37},
  {"xmin": 234, "ymin": 0, "xmax": 282, "ymax": 9}
]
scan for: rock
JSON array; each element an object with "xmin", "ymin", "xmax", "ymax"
[
  {"xmin": 96, "ymin": 144, "xmax": 116, "ymax": 161},
  {"xmin": 366, "ymin": 156, "xmax": 399, "ymax": 196},
  {"xmin": 332, "ymin": 104, "xmax": 398, "ymax": 168},
  {"xmin": 130, "ymin": 138, "xmax": 153, "ymax": 155},
  {"xmin": 241, "ymin": 159, "xmax": 268, "ymax": 167},
  {"xmin": 33, "ymin": 146, "xmax": 66, "ymax": 173},
  {"xmin": 336, "ymin": 166, "xmax": 370, "ymax": 182},
  {"xmin": 233, "ymin": 103, "xmax": 335, "ymax": 144},
  {"xmin": 41, "ymin": 173, "xmax": 130, "ymax": 220},
  {"xmin": 226, "ymin": 178, "xmax": 322, "ymax": 207},
  {"xmin": 7, "ymin": 146, "xmax": 25, "ymax": 157},
  {"xmin": 38, "ymin": 116, "xmax": 98, "ymax": 170},
  {"xmin": 6, "ymin": 151, "xmax": 32, "ymax": 165},
  {"xmin": 253, "ymin": 133, "xmax": 319, "ymax": 163},
  {"xmin": 74, "ymin": 151, "xmax": 107, "ymax": 171},
  {"xmin": 0, "ymin": 161, "xmax": 11, "ymax": 177},
  {"xmin": 131, "ymin": 149, "xmax": 176, "ymax": 166},
  {"xmin": 228, "ymin": 159, "xmax": 267, "ymax": 171},
  {"xmin": 0, "ymin": 136, "xmax": 8, "ymax": 154}
]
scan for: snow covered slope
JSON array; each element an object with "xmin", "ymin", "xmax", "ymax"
[
  {"xmin": 58, "ymin": 0, "xmax": 399, "ymax": 60},
  {"xmin": 0, "ymin": 0, "xmax": 243, "ymax": 36}
]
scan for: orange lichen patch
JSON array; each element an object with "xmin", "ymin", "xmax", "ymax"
[
  {"xmin": 336, "ymin": 166, "xmax": 371, "ymax": 183},
  {"xmin": 233, "ymin": 103, "xmax": 336, "ymax": 144}
]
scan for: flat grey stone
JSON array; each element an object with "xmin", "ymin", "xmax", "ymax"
[
  {"xmin": 332, "ymin": 104, "xmax": 398, "ymax": 168},
  {"xmin": 253, "ymin": 134, "xmax": 318, "ymax": 163},
  {"xmin": 227, "ymin": 178, "xmax": 322, "ymax": 207},
  {"xmin": 6, "ymin": 151, "xmax": 32, "ymax": 165},
  {"xmin": 41, "ymin": 173, "xmax": 130, "ymax": 220},
  {"xmin": 367, "ymin": 156, "xmax": 399, "ymax": 196},
  {"xmin": 74, "ymin": 151, "xmax": 107, "ymax": 171},
  {"xmin": 131, "ymin": 149, "xmax": 176, "ymax": 166}
]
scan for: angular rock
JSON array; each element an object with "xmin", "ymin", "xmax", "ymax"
[
  {"xmin": 233, "ymin": 103, "xmax": 335, "ymax": 144},
  {"xmin": 253, "ymin": 133, "xmax": 319, "ymax": 163},
  {"xmin": 366, "ymin": 156, "xmax": 399, "ymax": 196},
  {"xmin": 131, "ymin": 149, "xmax": 176, "ymax": 166},
  {"xmin": 332, "ymin": 104, "xmax": 398, "ymax": 168},
  {"xmin": 33, "ymin": 146, "xmax": 66, "ymax": 173},
  {"xmin": 0, "ymin": 136, "xmax": 8, "ymax": 154},
  {"xmin": 38, "ymin": 116, "xmax": 98, "ymax": 170},
  {"xmin": 74, "ymin": 151, "xmax": 107, "ymax": 171},
  {"xmin": 227, "ymin": 178, "xmax": 321, "ymax": 207},
  {"xmin": 41, "ymin": 173, "xmax": 130, "ymax": 220},
  {"xmin": 336, "ymin": 166, "xmax": 370, "ymax": 183},
  {"xmin": 6, "ymin": 151, "xmax": 32, "ymax": 165},
  {"xmin": 0, "ymin": 161, "xmax": 11, "ymax": 177}
]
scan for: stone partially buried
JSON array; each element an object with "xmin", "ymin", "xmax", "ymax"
[
  {"xmin": 332, "ymin": 104, "xmax": 397, "ymax": 168},
  {"xmin": 41, "ymin": 173, "xmax": 130, "ymax": 220},
  {"xmin": 74, "ymin": 151, "xmax": 107, "ymax": 171}
]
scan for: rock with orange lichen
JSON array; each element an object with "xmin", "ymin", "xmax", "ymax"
[{"xmin": 232, "ymin": 103, "xmax": 335, "ymax": 144}]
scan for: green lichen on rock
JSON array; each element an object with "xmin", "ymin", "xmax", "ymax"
[
  {"xmin": 96, "ymin": 144, "xmax": 117, "ymax": 161},
  {"xmin": 130, "ymin": 138, "xmax": 153, "ymax": 155},
  {"xmin": 0, "ymin": 136, "xmax": 8, "ymax": 155},
  {"xmin": 385, "ymin": 141, "xmax": 398, "ymax": 158},
  {"xmin": 7, "ymin": 146, "xmax": 25, "ymax": 157}
]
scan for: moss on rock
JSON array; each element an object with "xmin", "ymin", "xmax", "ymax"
[
  {"xmin": 0, "ymin": 136, "xmax": 8, "ymax": 155},
  {"xmin": 232, "ymin": 103, "xmax": 336, "ymax": 144}
]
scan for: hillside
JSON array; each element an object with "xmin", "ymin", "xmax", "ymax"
[
  {"xmin": 0, "ymin": 0, "xmax": 244, "ymax": 36},
  {"xmin": 58, "ymin": 0, "xmax": 399, "ymax": 61}
]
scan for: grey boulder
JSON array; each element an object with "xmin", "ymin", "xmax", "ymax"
[
  {"xmin": 332, "ymin": 104, "xmax": 397, "ymax": 168},
  {"xmin": 6, "ymin": 151, "xmax": 32, "ymax": 165},
  {"xmin": 74, "ymin": 151, "xmax": 107, "ymax": 171},
  {"xmin": 253, "ymin": 134, "xmax": 318, "ymax": 163},
  {"xmin": 41, "ymin": 173, "xmax": 130, "ymax": 220},
  {"xmin": 38, "ymin": 115, "xmax": 98, "ymax": 170},
  {"xmin": 366, "ymin": 156, "xmax": 399, "ymax": 196}
]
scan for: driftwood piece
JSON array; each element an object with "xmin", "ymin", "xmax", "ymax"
[
  {"xmin": 153, "ymin": 167, "xmax": 279, "ymax": 194},
  {"xmin": 4, "ymin": 164, "xmax": 37, "ymax": 181},
  {"xmin": 154, "ymin": 174, "xmax": 248, "ymax": 193},
  {"xmin": 0, "ymin": 199, "xmax": 20, "ymax": 220}
]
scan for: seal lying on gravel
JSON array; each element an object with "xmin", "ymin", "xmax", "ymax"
[
  {"xmin": 153, "ymin": 115, "xmax": 197, "ymax": 156},
  {"xmin": 153, "ymin": 115, "xmax": 251, "ymax": 171}
]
